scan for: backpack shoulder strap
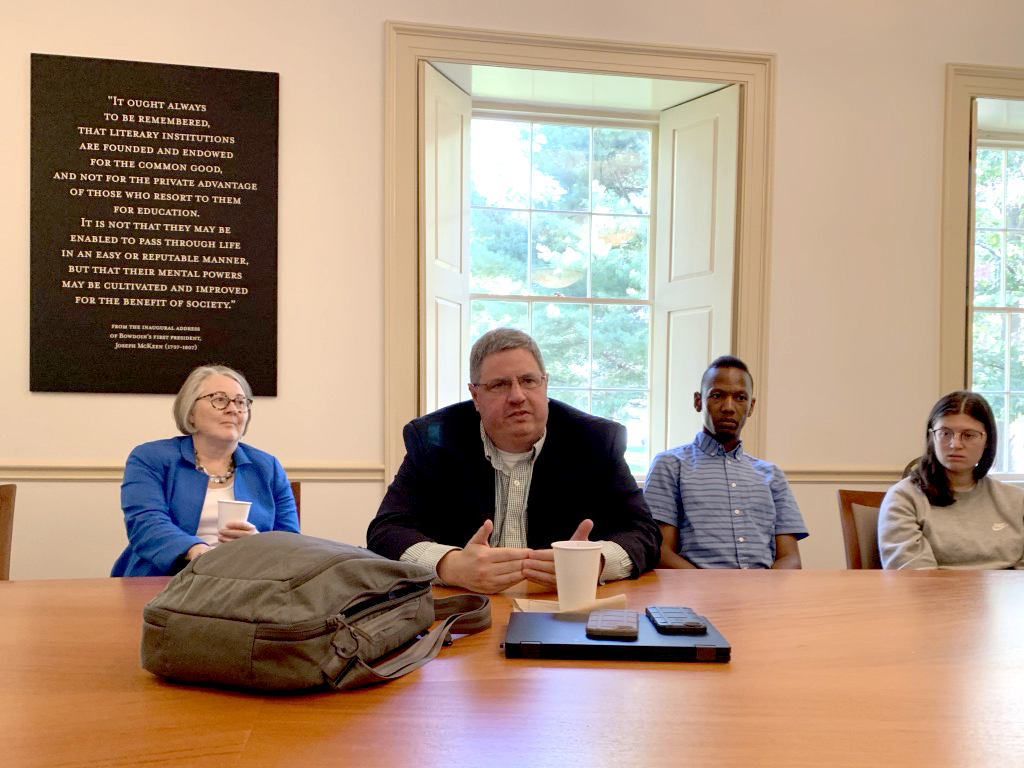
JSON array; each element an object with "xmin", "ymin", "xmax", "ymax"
[
  {"xmin": 324, "ymin": 594, "xmax": 490, "ymax": 690},
  {"xmin": 434, "ymin": 594, "xmax": 492, "ymax": 634}
]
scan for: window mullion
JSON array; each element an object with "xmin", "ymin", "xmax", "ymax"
[{"xmin": 470, "ymin": 115, "xmax": 652, "ymax": 473}]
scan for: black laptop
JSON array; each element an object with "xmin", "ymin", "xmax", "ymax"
[{"xmin": 503, "ymin": 610, "xmax": 731, "ymax": 662}]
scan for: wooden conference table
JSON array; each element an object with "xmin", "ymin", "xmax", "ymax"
[{"xmin": 3, "ymin": 569, "xmax": 1024, "ymax": 768}]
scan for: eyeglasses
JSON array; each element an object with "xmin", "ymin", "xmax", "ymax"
[
  {"xmin": 197, "ymin": 392, "xmax": 252, "ymax": 412},
  {"xmin": 930, "ymin": 428, "xmax": 985, "ymax": 446},
  {"xmin": 472, "ymin": 373, "xmax": 547, "ymax": 395}
]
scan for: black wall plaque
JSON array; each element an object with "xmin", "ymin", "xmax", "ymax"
[{"xmin": 31, "ymin": 54, "xmax": 279, "ymax": 394}]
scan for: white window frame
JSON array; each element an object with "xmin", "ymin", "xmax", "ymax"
[
  {"xmin": 942, "ymin": 66, "xmax": 1024, "ymax": 478},
  {"xmin": 384, "ymin": 21, "xmax": 775, "ymax": 479}
]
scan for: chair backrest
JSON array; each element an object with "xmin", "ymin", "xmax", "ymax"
[
  {"xmin": 0, "ymin": 484, "xmax": 16, "ymax": 581},
  {"xmin": 902, "ymin": 457, "xmax": 921, "ymax": 479},
  {"xmin": 837, "ymin": 489, "xmax": 885, "ymax": 569},
  {"xmin": 290, "ymin": 481, "xmax": 301, "ymax": 526}
]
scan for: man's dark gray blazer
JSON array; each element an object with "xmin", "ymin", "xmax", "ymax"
[{"xmin": 367, "ymin": 399, "xmax": 661, "ymax": 576}]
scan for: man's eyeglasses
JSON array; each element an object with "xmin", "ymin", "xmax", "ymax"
[
  {"xmin": 197, "ymin": 392, "xmax": 252, "ymax": 412},
  {"xmin": 473, "ymin": 374, "xmax": 547, "ymax": 395},
  {"xmin": 930, "ymin": 428, "xmax": 985, "ymax": 447}
]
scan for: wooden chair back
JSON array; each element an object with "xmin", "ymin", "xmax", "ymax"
[
  {"xmin": 0, "ymin": 484, "xmax": 16, "ymax": 580},
  {"xmin": 837, "ymin": 489, "xmax": 885, "ymax": 569},
  {"xmin": 290, "ymin": 481, "xmax": 301, "ymax": 526}
]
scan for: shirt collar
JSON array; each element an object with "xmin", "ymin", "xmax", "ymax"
[
  {"xmin": 695, "ymin": 430, "xmax": 744, "ymax": 459},
  {"xmin": 480, "ymin": 422, "xmax": 546, "ymax": 468}
]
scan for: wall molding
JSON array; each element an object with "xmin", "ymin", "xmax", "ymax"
[
  {"xmin": 0, "ymin": 463, "xmax": 386, "ymax": 483},
  {"xmin": 783, "ymin": 467, "xmax": 902, "ymax": 485},
  {"xmin": 2, "ymin": 461, "xmax": 900, "ymax": 486}
]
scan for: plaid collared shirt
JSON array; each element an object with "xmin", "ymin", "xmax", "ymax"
[
  {"xmin": 479, "ymin": 422, "xmax": 545, "ymax": 548},
  {"xmin": 401, "ymin": 423, "xmax": 633, "ymax": 584}
]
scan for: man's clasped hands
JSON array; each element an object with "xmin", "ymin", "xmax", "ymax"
[{"xmin": 435, "ymin": 518, "xmax": 599, "ymax": 594}]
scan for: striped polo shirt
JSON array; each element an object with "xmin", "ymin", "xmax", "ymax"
[{"xmin": 643, "ymin": 432, "xmax": 808, "ymax": 569}]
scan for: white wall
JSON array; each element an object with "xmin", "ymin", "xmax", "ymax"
[{"xmin": 4, "ymin": 0, "xmax": 1023, "ymax": 576}]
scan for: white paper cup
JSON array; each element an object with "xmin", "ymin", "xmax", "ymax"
[
  {"xmin": 552, "ymin": 540, "xmax": 603, "ymax": 611},
  {"xmin": 217, "ymin": 500, "xmax": 252, "ymax": 530}
]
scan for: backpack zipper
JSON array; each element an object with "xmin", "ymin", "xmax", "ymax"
[{"xmin": 253, "ymin": 583, "xmax": 430, "ymax": 641}]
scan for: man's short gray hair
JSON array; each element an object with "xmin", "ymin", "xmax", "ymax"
[
  {"xmin": 172, "ymin": 364, "xmax": 254, "ymax": 436},
  {"xmin": 469, "ymin": 328, "xmax": 546, "ymax": 384}
]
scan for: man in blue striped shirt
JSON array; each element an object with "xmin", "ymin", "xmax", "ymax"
[{"xmin": 643, "ymin": 356, "xmax": 807, "ymax": 569}]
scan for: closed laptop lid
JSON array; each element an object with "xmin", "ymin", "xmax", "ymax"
[{"xmin": 503, "ymin": 611, "xmax": 730, "ymax": 662}]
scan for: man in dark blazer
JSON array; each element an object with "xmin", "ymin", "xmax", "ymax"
[{"xmin": 367, "ymin": 328, "xmax": 660, "ymax": 593}]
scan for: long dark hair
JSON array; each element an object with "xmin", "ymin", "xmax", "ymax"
[{"xmin": 910, "ymin": 391, "xmax": 997, "ymax": 506}]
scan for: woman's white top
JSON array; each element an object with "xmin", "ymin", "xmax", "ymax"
[{"xmin": 195, "ymin": 482, "xmax": 235, "ymax": 545}]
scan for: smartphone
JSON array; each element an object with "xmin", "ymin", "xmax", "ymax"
[
  {"xmin": 645, "ymin": 606, "xmax": 708, "ymax": 635},
  {"xmin": 586, "ymin": 609, "xmax": 639, "ymax": 641}
]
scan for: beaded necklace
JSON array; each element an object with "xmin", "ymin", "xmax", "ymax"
[{"xmin": 195, "ymin": 454, "xmax": 236, "ymax": 484}]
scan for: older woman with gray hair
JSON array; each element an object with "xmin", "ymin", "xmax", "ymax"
[{"xmin": 112, "ymin": 364, "xmax": 299, "ymax": 576}]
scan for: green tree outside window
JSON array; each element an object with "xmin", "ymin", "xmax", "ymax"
[{"xmin": 470, "ymin": 118, "xmax": 652, "ymax": 473}]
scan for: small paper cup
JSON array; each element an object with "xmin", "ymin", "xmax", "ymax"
[
  {"xmin": 217, "ymin": 499, "xmax": 252, "ymax": 530},
  {"xmin": 552, "ymin": 540, "xmax": 603, "ymax": 611}
]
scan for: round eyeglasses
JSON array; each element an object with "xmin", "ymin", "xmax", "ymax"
[
  {"xmin": 930, "ymin": 428, "xmax": 985, "ymax": 447},
  {"xmin": 472, "ymin": 373, "xmax": 547, "ymax": 395},
  {"xmin": 197, "ymin": 392, "xmax": 252, "ymax": 412}
]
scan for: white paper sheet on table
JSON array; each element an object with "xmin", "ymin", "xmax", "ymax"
[{"xmin": 511, "ymin": 594, "xmax": 628, "ymax": 613}]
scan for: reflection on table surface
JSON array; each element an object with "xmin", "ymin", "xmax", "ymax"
[{"xmin": 2, "ymin": 569, "xmax": 1024, "ymax": 767}]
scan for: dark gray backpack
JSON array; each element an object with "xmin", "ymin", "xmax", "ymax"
[{"xmin": 141, "ymin": 532, "xmax": 490, "ymax": 691}]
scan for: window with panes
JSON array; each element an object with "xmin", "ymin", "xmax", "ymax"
[
  {"xmin": 469, "ymin": 118, "xmax": 653, "ymax": 474},
  {"xmin": 972, "ymin": 143, "xmax": 1024, "ymax": 471}
]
